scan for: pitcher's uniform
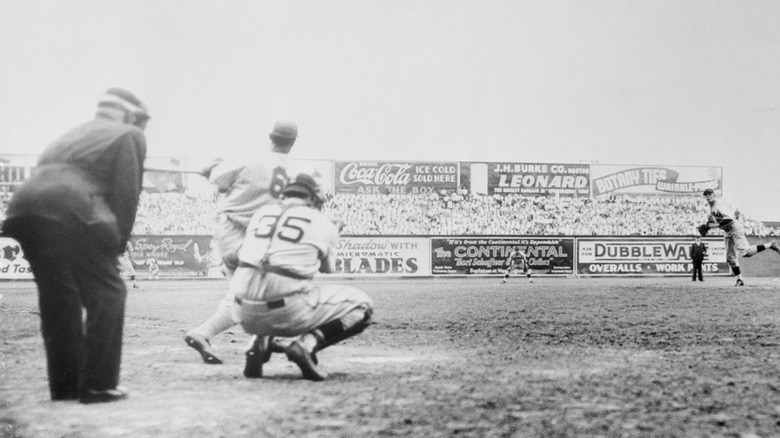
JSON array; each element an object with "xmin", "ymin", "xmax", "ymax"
[
  {"xmin": 231, "ymin": 199, "xmax": 373, "ymax": 337},
  {"xmin": 707, "ymin": 197, "xmax": 749, "ymax": 267},
  {"xmin": 703, "ymin": 189, "xmax": 779, "ymax": 286}
]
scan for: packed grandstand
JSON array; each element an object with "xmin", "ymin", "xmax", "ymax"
[
  {"xmin": 1, "ymin": 156, "xmax": 778, "ymax": 237},
  {"xmin": 3, "ymin": 189, "xmax": 775, "ymax": 237}
]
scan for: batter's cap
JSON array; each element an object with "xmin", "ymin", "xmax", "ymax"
[{"xmin": 269, "ymin": 120, "xmax": 297, "ymax": 140}]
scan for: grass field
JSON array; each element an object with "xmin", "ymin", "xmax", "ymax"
[{"xmin": 2, "ymin": 275, "xmax": 780, "ymax": 437}]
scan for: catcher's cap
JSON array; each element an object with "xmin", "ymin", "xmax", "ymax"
[
  {"xmin": 270, "ymin": 121, "xmax": 297, "ymax": 140},
  {"xmin": 98, "ymin": 87, "xmax": 150, "ymax": 119},
  {"xmin": 703, "ymin": 188, "xmax": 715, "ymax": 197},
  {"xmin": 283, "ymin": 173, "xmax": 319, "ymax": 199}
]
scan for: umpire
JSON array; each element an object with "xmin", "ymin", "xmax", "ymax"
[
  {"xmin": 1, "ymin": 88, "xmax": 149, "ymax": 403},
  {"xmin": 690, "ymin": 235, "xmax": 708, "ymax": 282}
]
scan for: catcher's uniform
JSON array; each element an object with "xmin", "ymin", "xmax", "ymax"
[
  {"xmin": 209, "ymin": 151, "xmax": 290, "ymax": 275},
  {"xmin": 708, "ymin": 198, "xmax": 749, "ymax": 266},
  {"xmin": 231, "ymin": 199, "xmax": 373, "ymax": 338}
]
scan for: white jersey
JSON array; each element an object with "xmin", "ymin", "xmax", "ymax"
[
  {"xmin": 209, "ymin": 150, "xmax": 290, "ymax": 227},
  {"xmin": 708, "ymin": 197, "xmax": 739, "ymax": 228},
  {"xmin": 239, "ymin": 199, "xmax": 339, "ymax": 279}
]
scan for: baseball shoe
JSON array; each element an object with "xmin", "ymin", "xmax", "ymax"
[
  {"xmin": 132, "ymin": 283, "xmax": 140, "ymax": 289},
  {"xmin": 735, "ymin": 278, "xmax": 745, "ymax": 286},
  {"xmin": 770, "ymin": 240, "xmax": 780, "ymax": 254},
  {"xmin": 499, "ymin": 280, "xmax": 506, "ymax": 285},
  {"xmin": 184, "ymin": 333, "xmax": 223, "ymax": 365},
  {"xmin": 285, "ymin": 341, "xmax": 327, "ymax": 381},
  {"xmin": 244, "ymin": 336, "xmax": 273, "ymax": 378},
  {"xmin": 79, "ymin": 386, "xmax": 129, "ymax": 404}
]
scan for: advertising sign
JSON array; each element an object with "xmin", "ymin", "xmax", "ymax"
[
  {"xmin": 332, "ymin": 236, "xmax": 430, "ymax": 276},
  {"xmin": 131, "ymin": 235, "xmax": 221, "ymax": 278},
  {"xmin": 0, "ymin": 237, "xmax": 33, "ymax": 280},
  {"xmin": 334, "ymin": 161, "xmax": 458, "ymax": 195},
  {"xmin": 431, "ymin": 236, "xmax": 575, "ymax": 275},
  {"xmin": 576, "ymin": 237, "xmax": 728, "ymax": 276},
  {"xmin": 460, "ymin": 162, "xmax": 590, "ymax": 197},
  {"xmin": 590, "ymin": 164, "xmax": 722, "ymax": 196}
]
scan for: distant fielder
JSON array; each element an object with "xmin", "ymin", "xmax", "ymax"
[
  {"xmin": 117, "ymin": 241, "xmax": 139, "ymax": 289},
  {"xmin": 500, "ymin": 246, "xmax": 532, "ymax": 284},
  {"xmin": 147, "ymin": 257, "xmax": 160, "ymax": 280}
]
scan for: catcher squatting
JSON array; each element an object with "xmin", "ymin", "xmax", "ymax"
[
  {"xmin": 698, "ymin": 188, "xmax": 780, "ymax": 286},
  {"xmin": 200, "ymin": 174, "xmax": 372, "ymax": 381}
]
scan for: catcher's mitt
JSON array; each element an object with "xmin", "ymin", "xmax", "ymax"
[{"xmin": 697, "ymin": 224, "xmax": 709, "ymax": 237}]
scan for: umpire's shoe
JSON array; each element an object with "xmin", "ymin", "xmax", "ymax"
[
  {"xmin": 244, "ymin": 336, "xmax": 273, "ymax": 378},
  {"xmin": 184, "ymin": 333, "xmax": 223, "ymax": 365},
  {"xmin": 79, "ymin": 386, "xmax": 129, "ymax": 404},
  {"xmin": 286, "ymin": 341, "xmax": 327, "ymax": 381}
]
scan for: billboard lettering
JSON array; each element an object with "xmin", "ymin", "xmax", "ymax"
[
  {"xmin": 431, "ymin": 237, "xmax": 575, "ymax": 275},
  {"xmin": 577, "ymin": 237, "xmax": 728, "ymax": 276},
  {"xmin": 334, "ymin": 162, "xmax": 458, "ymax": 195}
]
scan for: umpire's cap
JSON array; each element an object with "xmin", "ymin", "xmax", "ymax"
[
  {"xmin": 270, "ymin": 121, "xmax": 297, "ymax": 142},
  {"xmin": 98, "ymin": 87, "xmax": 150, "ymax": 119}
]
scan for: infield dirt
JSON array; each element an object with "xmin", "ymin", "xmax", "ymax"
[{"xmin": 2, "ymin": 276, "xmax": 780, "ymax": 437}]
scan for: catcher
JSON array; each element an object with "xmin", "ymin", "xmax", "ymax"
[
  {"xmin": 699, "ymin": 188, "xmax": 779, "ymax": 286},
  {"xmin": 500, "ymin": 246, "xmax": 532, "ymax": 284},
  {"xmin": 230, "ymin": 174, "xmax": 373, "ymax": 381}
]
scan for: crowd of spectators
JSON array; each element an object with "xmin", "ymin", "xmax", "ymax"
[
  {"xmin": 129, "ymin": 189, "xmax": 779, "ymax": 237},
  {"xmin": 3, "ymin": 188, "xmax": 778, "ymax": 237},
  {"xmin": 325, "ymin": 191, "xmax": 777, "ymax": 237}
]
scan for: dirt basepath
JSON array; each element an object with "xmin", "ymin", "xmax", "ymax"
[{"xmin": 2, "ymin": 277, "xmax": 780, "ymax": 437}]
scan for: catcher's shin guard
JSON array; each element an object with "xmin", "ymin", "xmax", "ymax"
[{"xmin": 311, "ymin": 305, "xmax": 373, "ymax": 353}]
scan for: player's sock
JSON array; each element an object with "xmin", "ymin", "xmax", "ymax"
[
  {"xmin": 297, "ymin": 333, "xmax": 319, "ymax": 352},
  {"xmin": 194, "ymin": 307, "xmax": 235, "ymax": 339},
  {"xmin": 732, "ymin": 266, "xmax": 741, "ymax": 276}
]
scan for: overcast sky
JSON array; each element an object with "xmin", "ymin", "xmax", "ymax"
[{"xmin": 1, "ymin": 1, "xmax": 779, "ymax": 219}]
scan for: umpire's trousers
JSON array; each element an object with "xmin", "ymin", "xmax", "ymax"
[{"xmin": 4, "ymin": 217, "xmax": 127, "ymax": 400}]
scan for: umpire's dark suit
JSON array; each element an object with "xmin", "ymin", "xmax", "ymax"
[
  {"xmin": 2, "ymin": 113, "xmax": 146, "ymax": 400},
  {"xmin": 690, "ymin": 238, "xmax": 708, "ymax": 281}
]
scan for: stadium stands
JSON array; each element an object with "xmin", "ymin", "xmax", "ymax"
[
  {"xmin": 129, "ymin": 191, "xmax": 780, "ymax": 237},
  {"xmin": 2, "ymin": 188, "xmax": 777, "ymax": 237}
]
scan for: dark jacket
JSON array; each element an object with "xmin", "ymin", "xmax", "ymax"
[
  {"xmin": 690, "ymin": 241, "xmax": 708, "ymax": 261},
  {"xmin": 5, "ymin": 117, "xmax": 146, "ymax": 254}
]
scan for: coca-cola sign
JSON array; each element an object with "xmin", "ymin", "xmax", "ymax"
[{"xmin": 334, "ymin": 161, "xmax": 459, "ymax": 195}]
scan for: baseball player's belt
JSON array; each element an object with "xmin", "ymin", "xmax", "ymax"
[
  {"xmin": 234, "ymin": 296, "xmax": 285, "ymax": 310},
  {"xmin": 238, "ymin": 261, "xmax": 310, "ymax": 280}
]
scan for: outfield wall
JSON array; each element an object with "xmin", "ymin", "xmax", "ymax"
[{"xmin": 0, "ymin": 235, "xmax": 732, "ymax": 280}]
